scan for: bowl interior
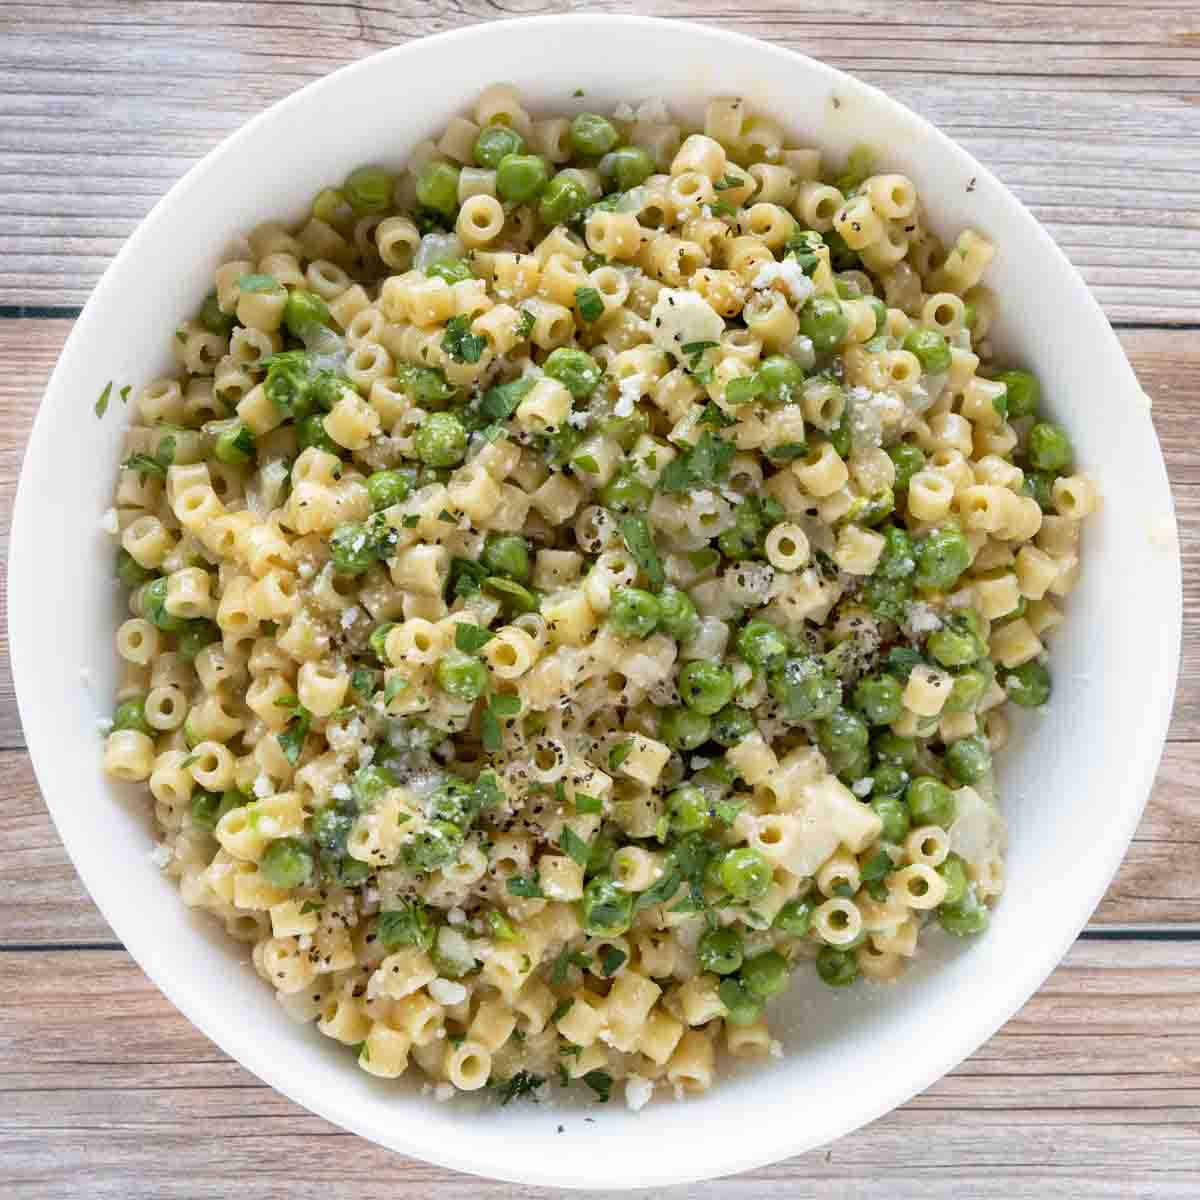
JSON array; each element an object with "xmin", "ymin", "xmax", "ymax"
[{"xmin": 9, "ymin": 15, "xmax": 1180, "ymax": 1189}]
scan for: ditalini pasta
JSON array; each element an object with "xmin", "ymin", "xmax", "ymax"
[{"xmin": 100, "ymin": 89, "xmax": 1094, "ymax": 1112}]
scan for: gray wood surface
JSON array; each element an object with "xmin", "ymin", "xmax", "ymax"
[{"xmin": 1, "ymin": 3, "xmax": 1198, "ymax": 1194}]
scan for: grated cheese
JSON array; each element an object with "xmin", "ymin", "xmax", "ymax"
[{"xmin": 752, "ymin": 259, "xmax": 815, "ymax": 306}]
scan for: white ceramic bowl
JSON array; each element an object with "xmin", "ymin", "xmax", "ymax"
[{"xmin": 10, "ymin": 14, "xmax": 1181, "ymax": 1189}]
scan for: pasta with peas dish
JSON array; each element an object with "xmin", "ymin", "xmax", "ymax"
[{"xmin": 99, "ymin": 86, "xmax": 1097, "ymax": 1110}]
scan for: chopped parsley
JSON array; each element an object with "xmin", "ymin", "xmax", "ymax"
[
  {"xmin": 698, "ymin": 402, "xmax": 734, "ymax": 428},
  {"xmin": 478, "ymin": 376, "xmax": 535, "ymax": 424},
  {"xmin": 121, "ymin": 453, "xmax": 167, "ymax": 479},
  {"xmin": 620, "ymin": 515, "xmax": 664, "ymax": 590},
  {"xmin": 378, "ymin": 900, "xmax": 435, "ymax": 951},
  {"xmin": 455, "ymin": 623, "xmax": 494, "ymax": 653},
  {"xmin": 574, "ymin": 792, "xmax": 602, "ymax": 815},
  {"xmin": 506, "ymin": 872, "xmax": 544, "ymax": 899},
  {"xmin": 599, "ymin": 945, "xmax": 627, "ymax": 977},
  {"xmin": 441, "ymin": 314, "xmax": 487, "ymax": 364},
  {"xmin": 449, "ymin": 556, "xmax": 489, "ymax": 599},
  {"xmin": 583, "ymin": 1070, "xmax": 613, "ymax": 1103},
  {"xmin": 274, "ymin": 698, "xmax": 311, "ymax": 767},
  {"xmin": 714, "ymin": 173, "xmax": 743, "ymax": 190},
  {"xmin": 516, "ymin": 308, "xmax": 536, "ymax": 339},
  {"xmin": 608, "ymin": 741, "xmax": 633, "ymax": 771},
  {"xmin": 560, "ymin": 826, "xmax": 591, "ymax": 867},
  {"xmin": 657, "ymin": 430, "xmax": 735, "ymax": 493},
  {"xmin": 550, "ymin": 997, "xmax": 575, "ymax": 1024},
  {"xmin": 549, "ymin": 946, "xmax": 591, "ymax": 986},
  {"xmin": 383, "ymin": 674, "xmax": 409, "ymax": 705},
  {"xmin": 94, "ymin": 381, "xmax": 112, "ymax": 418},
  {"xmin": 237, "ymin": 273, "xmax": 282, "ymax": 294},
  {"xmin": 495, "ymin": 1070, "xmax": 545, "ymax": 1105}
]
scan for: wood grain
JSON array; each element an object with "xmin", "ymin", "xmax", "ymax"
[
  {"xmin": 2, "ymin": 941, "xmax": 1197, "ymax": 1198},
  {"xmin": 0, "ymin": 1, "xmax": 1198, "ymax": 320}
]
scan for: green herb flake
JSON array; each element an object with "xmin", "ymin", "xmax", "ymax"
[
  {"xmin": 237, "ymin": 273, "xmax": 282, "ymax": 294},
  {"xmin": 94, "ymin": 381, "xmax": 113, "ymax": 418},
  {"xmin": 698, "ymin": 402, "xmax": 734, "ymax": 429},
  {"xmin": 352, "ymin": 1040, "xmax": 369, "ymax": 1062},
  {"xmin": 583, "ymin": 1070, "xmax": 613, "ymax": 1103},
  {"xmin": 599, "ymin": 945, "xmax": 627, "ymax": 977},
  {"xmin": 571, "ymin": 453, "xmax": 600, "ymax": 474},
  {"xmin": 550, "ymin": 997, "xmax": 575, "ymax": 1024},
  {"xmin": 276, "ymin": 704, "xmax": 312, "ymax": 767},
  {"xmin": 574, "ymin": 792, "xmax": 602, "ymax": 815},
  {"xmin": 490, "ymin": 693, "xmax": 522, "ymax": 718},
  {"xmin": 575, "ymin": 286, "xmax": 604, "ymax": 322},
  {"xmin": 608, "ymin": 741, "xmax": 633, "ymax": 771},
  {"xmin": 657, "ymin": 430, "xmax": 735, "ymax": 494},
  {"xmin": 455, "ymin": 623, "xmax": 494, "ymax": 653},
  {"xmin": 383, "ymin": 674, "xmax": 410, "ymax": 706},
  {"xmin": 119, "ymin": 385, "xmax": 132, "ymax": 405},
  {"xmin": 121, "ymin": 453, "xmax": 167, "ymax": 479},
  {"xmin": 441, "ymin": 314, "xmax": 487, "ymax": 364},
  {"xmin": 495, "ymin": 1070, "xmax": 545, "ymax": 1106},
  {"xmin": 507, "ymin": 873, "xmax": 544, "ymax": 899},
  {"xmin": 620, "ymin": 515, "xmax": 664, "ymax": 591},
  {"xmin": 300, "ymin": 900, "xmax": 323, "ymax": 915},
  {"xmin": 714, "ymin": 174, "xmax": 743, "ymax": 191},
  {"xmin": 378, "ymin": 901, "xmax": 435, "ymax": 951},
  {"xmin": 550, "ymin": 947, "xmax": 591, "ymax": 986},
  {"xmin": 516, "ymin": 308, "xmax": 537, "ymax": 340},
  {"xmin": 560, "ymin": 826, "xmax": 591, "ymax": 867},
  {"xmin": 481, "ymin": 706, "xmax": 503, "ymax": 753}
]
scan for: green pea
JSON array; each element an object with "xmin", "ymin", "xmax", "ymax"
[
  {"xmin": 872, "ymin": 794, "xmax": 911, "ymax": 843},
  {"xmin": 482, "ymin": 533, "xmax": 531, "ymax": 583},
  {"xmin": 1021, "ymin": 469, "xmax": 1056, "ymax": 512},
  {"xmin": 1003, "ymin": 660, "xmax": 1051, "ymax": 707},
  {"xmin": 599, "ymin": 472, "xmax": 652, "ymax": 513},
  {"xmin": 718, "ymin": 503, "xmax": 764, "ymax": 559},
  {"xmin": 496, "ymin": 153, "xmax": 550, "ymax": 204},
  {"xmin": 906, "ymin": 776, "xmax": 956, "ymax": 828},
  {"xmin": 718, "ymin": 977, "xmax": 764, "ymax": 1026},
  {"xmin": 679, "ymin": 661, "xmax": 734, "ymax": 716},
  {"xmin": 668, "ymin": 785, "xmax": 710, "ymax": 834},
  {"xmin": 601, "ymin": 145, "xmax": 654, "ymax": 190},
  {"xmin": 116, "ymin": 549, "xmax": 155, "ymax": 591},
  {"xmin": 1027, "ymin": 422, "xmax": 1073, "ymax": 472},
  {"xmin": 538, "ymin": 173, "xmax": 590, "ymax": 226},
  {"xmin": 580, "ymin": 875, "xmax": 633, "ymax": 937},
  {"xmin": 658, "ymin": 706, "xmax": 711, "ymax": 751},
  {"xmin": 864, "ymin": 295, "xmax": 888, "ymax": 337},
  {"xmin": 797, "ymin": 296, "xmax": 849, "ymax": 353},
  {"xmin": 852, "ymin": 674, "xmax": 904, "ymax": 725},
  {"xmin": 871, "ymin": 764, "xmax": 909, "ymax": 802},
  {"xmin": 939, "ymin": 888, "xmax": 990, "ymax": 936},
  {"xmin": 415, "ymin": 161, "xmax": 461, "ymax": 218},
  {"xmin": 719, "ymin": 847, "xmax": 772, "ymax": 901},
  {"xmin": 329, "ymin": 522, "xmax": 379, "ymax": 576},
  {"xmin": 283, "ymin": 289, "xmax": 331, "ymax": 338},
  {"xmin": 737, "ymin": 619, "xmax": 789, "ymax": 671},
  {"xmin": 311, "ymin": 187, "xmax": 355, "ymax": 233},
  {"xmin": 874, "ymin": 732, "xmax": 917, "ymax": 767},
  {"xmin": 396, "ymin": 363, "xmax": 458, "ymax": 406},
  {"xmin": 190, "ymin": 789, "xmax": 241, "ymax": 834},
  {"xmin": 815, "ymin": 946, "xmax": 859, "ymax": 987},
  {"xmin": 927, "ymin": 627, "xmax": 983, "ymax": 669},
  {"xmin": 769, "ymin": 656, "xmax": 842, "ymax": 721},
  {"xmin": 112, "ymin": 696, "xmax": 152, "ymax": 735},
  {"xmin": 343, "ymin": 165, "xmax": 394, "ymax": 215},
  {"xmin": 831, "ymin": 744, "xmax": 871, "ymax": 785},
  {"xmin": 473, "ymin": 124, "xmax": 525, "ymax": 169},
  {"xmin": 308, "ymin": 370, "xmax": 346, "ymax": 414},
  {"xmin": 945, "ymin": 734, "xmax": 992, "ymax": 784},
  {"xmin": 543, "ymin": 346, "xmax": 601, "ymax": 399},
  {"xmin": 426, "ymin": 259, "xmax": 473, "ymax": 284},
  {"xmin": 260, "ymin": 837, "xmax": 315, "ymax": 889},
  {"xmin": 945, "ymin": 665, "xmax": 992, "ymax": 713},
  {"xmin": 293, "ymin": 413, "xmax": 336, "ymax": 456},
  {"xmin": 888, "ymin": 443, "xmax": 926, "ymax": 490},
  {"xmin": 570, "ymin": 112, "xmax": 620, "ymax": 158},
  {"xmin": 711, "ymin": 704, "xmax": 754, "ymax": 748},
  {"xmin": 698, "ymin": 928, "xmax": 744, "ymax": 975},
  {"xmin": 653, "ymin": 587, "xmax": 698, "ymax": 642},
  {"xmin": 211, "ymin": 422, "xmax": 254, "ymax": 466},
  {"xmin": 902, "ymin": 328, "xmax": 952, "ymax": 375},
  {"xmin": 366, "ymin": 470, "xmax": 412, "ymax": 512},
  {"xmin": 996, "ymin": 369, "xmax": 1040, "ymax": 420},
  {"xmin": 198, "ymin": 292, "xmax": 235, "ymax": 338},
  {"xmin": 757, "ymin": 354, "xmax": 806, "ymax": 404},
  {"xmin": 774, "ymin": 899, "xmax": 814, "ymax": 936},
  {"xmin": 609, "ymin": 587, "xmax": 660, "ymax": 639},
  {"xmin": 414, "ymin": 411, "xmax": 467, "ymax": 466},
  {"xmin": 938, "ymin": 853, "xmax": 968, "ymax": 906},
  {"xmin": 434, "ymin": 651, "xmax": 488, "ymax": 702},
  {"xmin": 742, "ymin": 949, "xmax": 790, "ymax": 998},
  {"xmin": 817, "ymin": 707, "xmax": 869, "ymax": 756},
  {"xmin": 914, "ymin": 526, "xmax": 970, "ymax": 591},
  {"xmin": 141, "ymin": 577, "xmax": 187, "ymax": 631},
  {"xmin": 405, "ymin": 821, "xmax": 465, "ymax": 871},
  {"xmin": 177, "ymin": 619, "xmax": 220, "ymax": 661},
  {"xmin": 823, "ymin": 229, "xmax": 859, "ymax": 272}
]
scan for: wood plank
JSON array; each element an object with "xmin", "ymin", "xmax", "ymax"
[
  {"xmin": 3, "ymin": 739, "xmax": 1197, "ymax": 948},
  {"xmin": 0, "ymin": 2, "xmax": 1197, "ymax": 320},
  {"xmin": 1, "ymin": 941, "xmax": 1197, "ymax": 1197}
]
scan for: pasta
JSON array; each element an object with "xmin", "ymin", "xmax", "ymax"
[{"xmin": 100, "ymin": 88, "xmax": 1094, "ymax": 1115}]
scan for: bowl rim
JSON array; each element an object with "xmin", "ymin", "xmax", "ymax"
[{"xmin": 9, "ymin": 12, "xmax": 1182, "ymax": 1188}]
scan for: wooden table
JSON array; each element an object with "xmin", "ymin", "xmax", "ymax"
[{"xmin": 1, "ymin": 2, "xmax": 1197, "ymax": 1195}]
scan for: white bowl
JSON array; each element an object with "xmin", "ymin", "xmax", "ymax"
[{"xmin": 9, "ymin": 14, "xmax": 1181, "ymax": 1189}]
